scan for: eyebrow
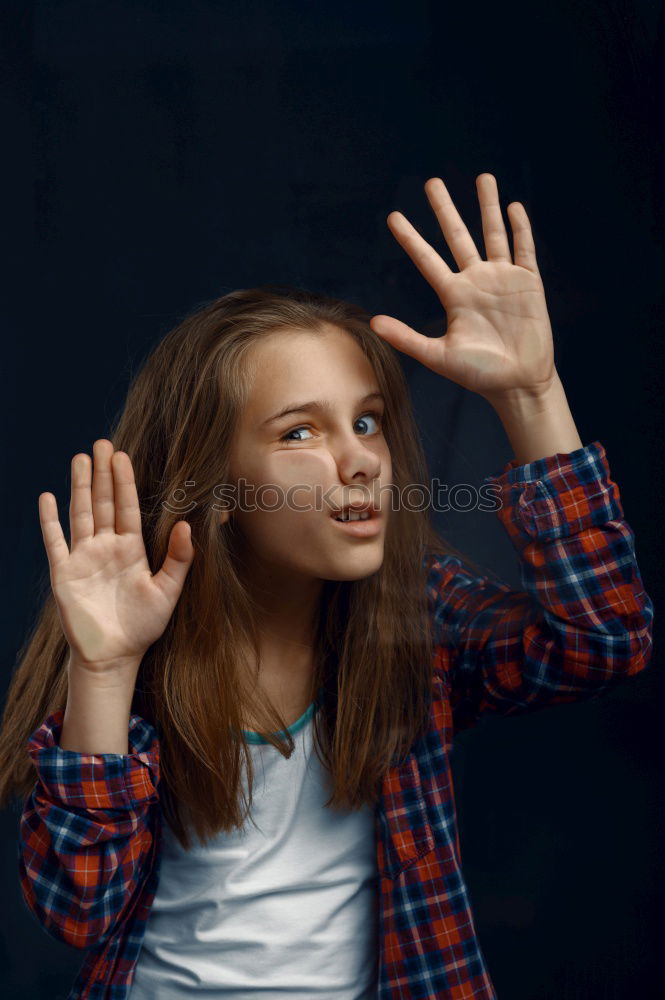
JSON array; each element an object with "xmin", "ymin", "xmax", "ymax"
[{"xmin": 261, "ymin": 391, "xmax": 385, "ymax": 427}]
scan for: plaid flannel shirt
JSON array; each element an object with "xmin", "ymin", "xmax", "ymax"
[{"xmin": 17, "ymin": 440, "xmax": 654, "ymax": 999}]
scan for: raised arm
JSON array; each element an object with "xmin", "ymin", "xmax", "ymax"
[
  {"xmin": 18, "ymin": 708, "xmax": 161, "ymax": 948},
  {"xmin": 18, "ymin": 437, "xmax": 192, "ymax": 945},
  {"xmin": 426, "ymin": 440, "xmax": 653, "ymax": 735}
]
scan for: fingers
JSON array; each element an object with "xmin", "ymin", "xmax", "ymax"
[
  {"xmin": 38, "ymin": 492, "xmax": 71, "ymax": 570},
  {"xmin": 69, "ymin": 452, "xmax": 94, "ymax": 546},
  {"xmin": 386, "ymin": 211, "xmax": 453, "ymax": 295},
  {"xmin": 475, "ymin": 173, "xmax": 512, "ymax": 263},
  {"xmin": 90, "ymin": 439, "xmax": 117, "ymax": 535},
  {"xmin": 423, "ymin": 177, "xmax": 482, "ymax": 270},
  {"xmin": 112, "ymin": 450, "xmax": 144, "ymax": 536},
  {"xmin": 506, "ymin": 202, "xmax": 541, "ymax": 278},
  {"xmin": 67, "ymin": 440, "xmax": 141, "ymax": 549},
  {"xmin": 391, "ymin": 174, "xmax": 540, "ymax": 280}
]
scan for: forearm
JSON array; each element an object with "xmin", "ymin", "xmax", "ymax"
[
  {"xmin": 485, "ymin": 369, "xmax": 583, "ymax": 466},
  {"xmin": 20, "ymin": 697, "xmax": 161, "ymax": 947},
  {"xmin": 60, "ymin": 652, "xmax": 142, "ymax": 755},
  {"xmin": 431, "ymin": 440, "xmax": 654, "ymax": 734}
]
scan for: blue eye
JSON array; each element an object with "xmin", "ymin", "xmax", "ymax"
[{"xmin": 279, "ymin": 410, "xmax": 383, "ymax": 443}]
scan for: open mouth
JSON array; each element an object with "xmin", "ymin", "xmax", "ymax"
[
  {"xmin": 329, "ymin": 505, "xmax": 382, "ymax": 535},
  {"xmin": 332, "ymin": 510, "xmax": 374, "ymax": 522},
  {"xmin": 329, "ymin": 503, "xmax": 382, "ymax": 536}
]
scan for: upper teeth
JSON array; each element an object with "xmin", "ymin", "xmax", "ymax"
[{"xmin": 336, "ymin": 510, "xmax": 370, "ymax": 521}]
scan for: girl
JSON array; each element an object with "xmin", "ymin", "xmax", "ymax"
[{"xmin": 0, "ymin": 174, "xmax": 653, "ymax": 999}]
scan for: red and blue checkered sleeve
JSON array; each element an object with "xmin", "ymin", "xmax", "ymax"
[
  {"xmin": 17, "ymin": 708, "xmax": 160, "ymax": 949},
  {"xmin": 426, "ymin": 440, "xmax": 654, "ymax": 735}
]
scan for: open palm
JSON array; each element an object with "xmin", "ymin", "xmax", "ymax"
[
  {"xmin": 39, "ymin": 439, "xmax": 195, "ymax": 670},
  {"xmin": 370, "ymin": 174, "xmax": 556, "ymax": 400}
]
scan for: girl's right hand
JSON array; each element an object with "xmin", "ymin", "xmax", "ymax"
[{"xmin": 39, "ymin": 439, "xmax": 196, "ymax": 673}]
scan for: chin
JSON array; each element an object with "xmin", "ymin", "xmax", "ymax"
[{"xmin": 323, "ymin": 546, "xmax": 385, "ymax": 582}]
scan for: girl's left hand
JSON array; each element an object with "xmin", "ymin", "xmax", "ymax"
[{"xmin": 370, "ymin": 174, "xmax": 556, "ymax": 402}]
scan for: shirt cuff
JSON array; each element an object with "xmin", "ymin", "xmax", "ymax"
[
  {"xmin": 25, "ymin": 710, "xmax": 161, "ymax": 810},
  {"xmin": 482, "ymin": 440, "xmax": 624, "ymax": 548}
]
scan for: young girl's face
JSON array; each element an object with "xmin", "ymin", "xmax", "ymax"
[{"xmin": 222, "ymin": 324, "xmax": 392, "ymax": 583}]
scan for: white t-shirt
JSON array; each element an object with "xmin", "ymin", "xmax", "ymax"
[{"xmin": 128, "ymin": 696, "xmax": 380, "ymax": 998}]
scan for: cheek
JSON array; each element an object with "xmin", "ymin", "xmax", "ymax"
[
  {"xmin": 271, "ymin": 450, "xmax": 333, "ymax": 479},
  {"xmin": 235, "ymin": 500, "xmax": 326, "ymax": 556},
  {"xmin": 262, "ymin": 452, "xmax": 337, "ymax": 508},
  {"xmin": 247, "ymin": 446, "xmax": 391, "ymax": 514},
  {"xmin": 231, "ymin": 452, "xmax": 329, "ymax": 500},
  {"xmin": 236, "ymin": 454, "xmax": 333, "ymax": 528}
]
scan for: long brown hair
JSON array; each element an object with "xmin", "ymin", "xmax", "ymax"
[{"xmin": 0, "ymin": 284, "xmax": 489, "ymax": 849}]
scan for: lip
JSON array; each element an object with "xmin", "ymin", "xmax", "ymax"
[{"xmin": 330, "ymin": 508, "xmax": 383, "ymax": 537}]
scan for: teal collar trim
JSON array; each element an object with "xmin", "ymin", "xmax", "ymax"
[{"xmin": 241, "ymin": 684, "xmax": 325, "ymax": 745}]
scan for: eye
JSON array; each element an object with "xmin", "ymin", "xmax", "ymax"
[{"xmin": 279, "ymin": 410, "xmax": 384, "ymax": 444}]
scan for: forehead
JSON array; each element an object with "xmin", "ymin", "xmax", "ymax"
[{"xmin": 243, "ymin": 325, "xmax": 379, "ymax": 410}]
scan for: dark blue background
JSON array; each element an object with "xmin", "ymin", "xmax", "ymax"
[{"xmin": 1, "ymin": 1, "xmax": 663, "ymax": 996}]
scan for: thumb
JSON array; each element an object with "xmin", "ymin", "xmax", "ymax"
[
  {"xmin": 369, "ymin": 315, "xmax": 443, "ymax": 371},
  {"xmin": 152, "ymin": 521, "xmax": 196, "ymax": 601}
]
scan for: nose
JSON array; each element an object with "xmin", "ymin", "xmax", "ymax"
[{"xmin": 335, "ymin": 433, "xmax": 382, "ymax": 487}]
